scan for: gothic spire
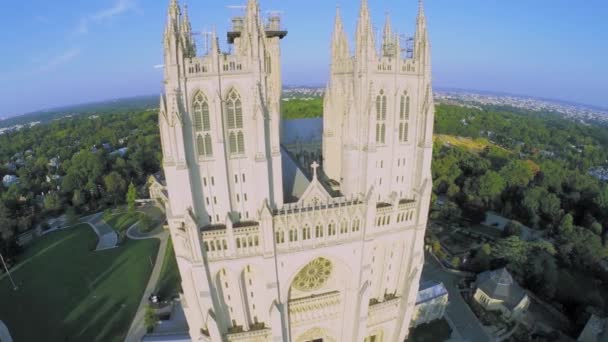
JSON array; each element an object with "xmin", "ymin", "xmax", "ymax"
[
  {"xmin": 331, "ymin": 6, "xmax": 349, "ymax": 61},
  {"xmin": 181, "ymin": 4, "xmax": 191, "ymax": 32},
  {"xmin": 355, "ymin": 0, "xmax": 376, "ymax": 62},
  {"xmin": 238, "ymin": 0, "xmax": 264, "ymax": 57},
  {"xmin": 383, "ymin": 13, "xmax": 392, "ymax": 41},
  {"xmin": 211, "ymin": 28, "xmax": 220, "ymax": 55},
  {"xmin": 180, "ymin": 4, "xmax": 196, "ymax": 57},
  {"xmin": 168, "ymin": 0, "xmax": 180, "ymax": 24},
  {"xmin": 416, "ymin": 0, "xmax": 431, "ymax": 71},
  {"xmin": 382, "ymin": 13, "xmax": 395, "ymax": 56},
  {"xmin": 416, "ymin": 0, "xmax": 427, "ymax": 36},
  {"xmin": 245, "ymin": 0, "xmax": 260, "ymax": 26}
]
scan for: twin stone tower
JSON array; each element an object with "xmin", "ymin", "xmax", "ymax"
[{"xmin": 158, "ymin": 0, "xmax": 435, "ymax": 341}]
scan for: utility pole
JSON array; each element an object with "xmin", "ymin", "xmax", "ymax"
[{"xmin": 0, "ymin": 253, "xmax": 18, "ymax": 291}]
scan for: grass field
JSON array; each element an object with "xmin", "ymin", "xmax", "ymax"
[
  {"xmin": 155, "ymin": 237, "xmax": 182, "ymax": 300},
  {"xmin": 434, "ymin": 134, "xmax": 512, "ymax": 155},
  {"xmin": 107, "ymin": 206, "xmax": 164, "ymax": 233},
  {"xmin": 0, "ymin": 225, "xmax": 159, "ymax": 342},
  {"xmin": 107, "ymin": 212, "xmax": 141, "ymax": 232}
]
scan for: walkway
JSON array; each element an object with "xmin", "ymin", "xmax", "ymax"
[
  {"xmin": 81, "ymin": 212, "xmax": 119, "ymax": 251},
  {"xmin": 0, "ymin": 320, "xmax": 13, "ymax": 342},
  {"xmin": 422, "ymin": 251, "xmax": 494, "ymax": 342},
  {"xmin": 124, "ymin": 220, "xmax": 170, "ymax": 342}
]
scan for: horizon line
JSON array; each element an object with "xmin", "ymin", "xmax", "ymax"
[{"xmin": 2, "ymin": 86, "xmax": 606, "ymax": 121}]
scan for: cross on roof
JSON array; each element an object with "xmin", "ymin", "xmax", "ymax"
[{"xmin": 311, "ymin": 161, "xmax": 319, "ymax": 180}]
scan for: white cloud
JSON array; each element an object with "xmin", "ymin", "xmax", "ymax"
[
  {"xmin": 0, "ymin": 48, "xmax": 82, "ymax": 82},
  {"xmin": 93, "ymin": 0, "xmax": 136, "ymax": 20},
  {"xmin": 37, "ymin": 48, "xmax": 82, "ymax": 72},
  {"xmin": 74, "ymin": 0, "xmax": 138, "ymax": 36}
]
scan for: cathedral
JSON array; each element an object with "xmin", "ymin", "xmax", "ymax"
[{"xmin": 158, "ymin": 0, "xmax": 435, "ymax": 340}]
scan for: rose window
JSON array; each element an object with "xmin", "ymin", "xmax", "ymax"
[{"xmin": 293, "ymin": 257, "xmax": 333, "ymax": 292}]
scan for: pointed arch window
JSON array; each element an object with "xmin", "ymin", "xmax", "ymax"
[
  {"xmin": 399, "ymin": 91, "xmax": 410, "ymax": 143},
  {"xmin": 193, "ymin": 92, "xmax": 213, "ymax": 157},
  {"xmin": 376, "ymin": 90, "xmax": 387, "ymax": 144},
  {"xmin": 226, "ymin": 89, "xmax": 245, "ymax": 155}
]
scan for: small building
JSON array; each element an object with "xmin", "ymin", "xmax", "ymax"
[
  {"xmin": 148, "ymin": 172, "xmax": 168, "ymax": 206},
  {"xmin": 45, "ymin": 174, "xmax": 62, "ymax": 184},
  {"xmin": 48, "ymin": 157, "xmax": 60, "ymax": 168},
  {"xmin": 474, "ymin": 268, "xmax": 530, "ymax": 320},
  {"xmin": 4, "ymin": 162, "xmax": 16, "ymax": 172},
  {"xmin": 2, "ymin": 174, "xmax": 19, "ymax": 187},
  {"xmin": 578, "ymin": 314, "xmax": 608, "ymax": 342},
  {"xmin": 411, "ymin": 281, "xmax": 449, "ymax": 327},
  {"xmin": 110, "ymin": 147, "xmax": 129, "ymax": 157}
]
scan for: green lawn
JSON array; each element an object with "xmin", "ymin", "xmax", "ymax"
[
  {"xmin": 0, "ymin": 225, "xmax": 159, "ymax": 342},
  {"xmin": 155, "ymin": 237, "xmax": 182, "ymax": 300},
  {"xmin": 107, "ymin": 212, "xmax": 141, "ymax": 232},
  {"xmin": 408, "ymin": 318, "xmax": 452, "ymax": 342}
]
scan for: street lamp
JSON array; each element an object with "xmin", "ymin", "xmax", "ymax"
[{"xmin": 0, "ymin": 252, "xmax": 18, "ymax": 291}]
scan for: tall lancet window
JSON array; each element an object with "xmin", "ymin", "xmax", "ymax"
[
  {"xmin": 376, "ymin": 90, "xmax": 387, "ymax": 144},
  {"xmin": 193, "ymin": 92, "xmax": 213, "ymax": 157},
  {"xmin": 399, "ymin": 91, "xmax": 410, "ymax": 143},
  {"xmin": 226, "ymin": 89, "xmax": 245, "ymax": 155}
]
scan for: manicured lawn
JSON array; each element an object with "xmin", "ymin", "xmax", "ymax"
[
  {"xmin": 140, "ymin": 205, "xmax": 164, "ymax": 221},
  {"xmin": 0, "ymin": 225, "xmax": 159, "ymax": 342},
  {"xmin": 107, "ymin": 212, "xmax": 141, "ymax": 232},
  {"xmin": 155, "ymin": 237, "xmax": 182, "ymax": 300},
  {"xmin": 408, "ymin": 318, "xmax": 452, "ymax": 342}
]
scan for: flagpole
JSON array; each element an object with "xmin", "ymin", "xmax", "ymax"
[{"xmin": 0, "ymin": 253, "xmax": 18, "ymax": 290}]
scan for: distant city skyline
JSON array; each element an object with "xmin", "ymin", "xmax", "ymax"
[{"xmin": 1, "ymin": 0, "xmax": 607, "ymax": 117}]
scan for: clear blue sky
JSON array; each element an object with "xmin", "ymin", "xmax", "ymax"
[{"xmin": 1, "ymin": 0, "xmax": 607, "ymax": 117}]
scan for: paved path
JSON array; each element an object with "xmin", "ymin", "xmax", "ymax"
[
  {"xmin": 124, "ymin": 223, "xmax": 169, "ymax": 342},
  {"xmin": 422, "ymin": 252, "xmax": 494, "ymax": 342},
  {"xmin": 82, "ymin": 213, "xmax": 119, "ymax": 251},
  {"xmin": 127, "ymin": 222, "xmax": 165, "ymax": 240},
  {"xmin": 0, "ymin": 320, "xmax": 13, "ymax": 342}
]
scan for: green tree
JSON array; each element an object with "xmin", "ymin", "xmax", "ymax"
[
  {"xmin": 503, "ymin": 220, "xmax": 523, "ymax": 238},
  {"xmin": 524, "ymin": 250, "xmax": 558, "ymax": 299},
  {"xmin": 558, "ymin": 214, "xmax": 574, "ymax": 235},
  {"xmin": 72, "ymin": 189, "xmax": 86, "ymax": 208},
  {"xmin": 139, "ymin": 214, "xmax": 154, "ymax": 233},
  {"xmin": 499, "ymin": 160, "xmax": 534, "ymax": 188},
  {"xmin": 144, "ymin": 305, "xmax": 156, "ymax": 333},
  {"xmin": 104, "ymin": 172, "xmax": 127, "ymax": 205},
  {"xmin": 590, "ymin": 222, "xmax": 603, "ymax": 236},
  {"xmin": 65, "ymin": 206, "xmax": 79, "ymax": 226},
  {"xmin": 126, "ymin": 183, "xmax": 137, "ymax": 213},
  {"xmin": 43, "ymin": 192, "xmax": 62, "ymax": 213},
  {"xmin": 594, "ymin": 184, "xmax": 608, "ymax": 211},
  {"xmin": 493, "ymin": 236, "xmax": 529, "ymax": 269},
  {"xmin": 475, "ymin": 171, "xmax": 506, "ymax": 206}
]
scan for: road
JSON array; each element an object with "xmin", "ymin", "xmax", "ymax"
[
  {"xmin": 81, "ymin": 212, "xmax": 119, "ymax": 251},
  {"xmin": 124, "ymin": 221, "xmax": 170, "ymax": 342},
  {"xmin": 422, "ymin": 252, "xmax": 493, "ymax": 342}
]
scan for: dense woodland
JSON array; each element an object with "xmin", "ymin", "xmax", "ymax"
[
  {"xmin": 432, "ymin": 104, "xmax": 608, "ymax": 329},
  {"xmin": 0, "ymin": 110, "xmax": 161, "ymax": 261},
  {"xmin": 1, "ymin": 97, "xmax": 607, "ymax": 330},
  {"xmin": 282, "ymin": 98, "xmax": 324, "ymax": 119}
]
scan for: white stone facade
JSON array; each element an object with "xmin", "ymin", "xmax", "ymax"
[{"xmin": 158, "ymin": 0, "xmax": 435, "ymax": 341}]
